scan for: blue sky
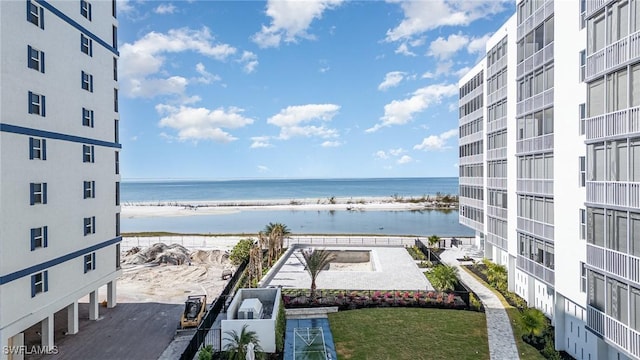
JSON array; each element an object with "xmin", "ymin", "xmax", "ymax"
[{"xmin": 117, "ymin": 0, "xmax": 515, "ymax": 180}]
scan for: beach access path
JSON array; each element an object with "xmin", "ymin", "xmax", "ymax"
[{"xmin": 438, "ymin": 247, "xmax": 520, "ymax": 360}]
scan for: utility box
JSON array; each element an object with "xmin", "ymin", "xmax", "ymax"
[{"xmin": 237, "ymin": 298, "xmax": 263, "ymax": 319}]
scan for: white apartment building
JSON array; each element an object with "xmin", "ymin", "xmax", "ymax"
[
  {"xmin": 0, "ymin": 1, "xmax": 121, "ymax": 358},
  {"xmin": 459, "ymin": 0, "xmax": 640, "ymax": 358}
]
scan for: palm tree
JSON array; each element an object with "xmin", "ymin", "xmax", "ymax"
[
  {"xmin": 518, "ymin": 308, "xmax": 547, "ymax": 342},
  {"xmin": 427, "ymin": 234, "xmax": 440, "ymax": 261},
  {"xmin": 223, "ymin": 324, "xmax": 263, "ymax": 360},
  {"xmin": 428, "ymin": 264, "xmax": 459, "ymax": 291},
  {"xmin": 301, "ymin": 248, "xmax": 335, "ymax": 300},
  {"xmin": 485, "ymin": 262, "xmax": 508, "ymax": 291},
  {"xmin": 263, "ymin": 223, "xmax": 291, "ymax": 266}
]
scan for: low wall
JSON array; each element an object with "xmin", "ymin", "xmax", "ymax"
[{"xmin": 329, "ymin": 249, "xmax": 371, "ymax": 263}]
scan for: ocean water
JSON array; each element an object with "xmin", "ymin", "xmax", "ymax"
[
  {"xmin": 121, "ymin": 177, "xmax": 459, "ymax": 203},
  {"xmin": 121, "ymin": 177, "xmax": 474, "ymax": 236}
]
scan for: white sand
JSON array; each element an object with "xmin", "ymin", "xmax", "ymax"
[{"xmin": 122, "ymin": 196, "xmax": 457, "ymax": 219}]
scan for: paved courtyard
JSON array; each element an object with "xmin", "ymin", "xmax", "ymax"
[{"xmin": 264, "ymin": 246, "xmax": 433, "ymax": 291}]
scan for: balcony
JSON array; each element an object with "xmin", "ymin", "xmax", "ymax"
[
  {"xmin": 584, "ymin": 106, "xmax": 640, "ymax": 141},
  {"xmin": 517, "ymin": 255, "xmax": 555, "ymax": 285},
  {"xmin": 517, "ymin": 179, "xmax": 553, "ymax": 196},
  {"xmin": 459, "ymin": 84, "xmax": 483, "ymax": 105},
  {"xmin": 517, "ymin": 0, "xmax": 554, "ymax": 41},
  {"xmin": 516, "ymin": 88, "xmax": 554, "ymax": 116},
  {"xmin": 585, "ymin": 0, "xmax": 612, "ymax": 20},
  {"xmin": 587, "ymin": 243, "xmax": 640, "ymax": 284},
  {"xmin": 459, "ymin": 215, "xmax": 484, "ymax": 233},
  {"xmin": 487, "ymin": 86, "xmax": 508, "ymax": 105},
  {"xmin": 486, "ymin": 233, "xmax": 508, "ymax": 251},
  {"xmin": 586, "ymin": 181, "xmax": 640, "ymax": 208},
  {"xmin": 587, "ymin": 306, "xmax": 640, "ymax": 358},
  {"xmin": 486, "ymin": 147, "xmax": 507, "ymax": 161},
  {"xmin": 458, "ymin": 176, "xmax": 484, "ymax": 187},
  {"xmin": 517, "ymin": 43, "xmax": 554, "ymax": 79},
  {"xmin": 487, "ymin": 116, "xmax": 507, "ymax": 133},
  {"xmin": 459, "ymin": 130, "xmax": 484, "ymax": 145},
  {"xmin": 487, "ymin": 177, "xmax": 507, "ymax": 190},
  {"xmin": 459, "ymin": 153, "xmax": 484, "ymax": 166},
  {"xmin": 459, "ymin": 107, "xmax": 484, "ymax": 126},
  {"xmin": 517, "ymin": 216, "xmax": 554, "ymax": 241},
  {"xmin": 460, "ymin": 197, "xmax": 484, "ymax": 210},
  {"xmin": 487, "ymin": 205, "xmax": 507, "ymax": 220},
  {"xmin": 487, "ymin": 55, "xmax": 508, "ymax": 78},
  {"xmin": 516, "ymin": 133, "xmax": 553, "ymax": 155},
  {"xmin": 585, "ymin": 30, "xmax": 640, "ymax": 81}
]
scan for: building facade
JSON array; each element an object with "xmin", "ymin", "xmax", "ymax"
[
  {"xmin": 0, "ymin": 1, "xmax": 121, "ymax": 358},
  {"xmin": 459, "ymin": 0, "xmax": 640, "ymax": 358}
]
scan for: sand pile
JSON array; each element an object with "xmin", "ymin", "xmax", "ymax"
[{"xmin": 116, "ymin": 243, "xmax": 235, "ymax": 304}]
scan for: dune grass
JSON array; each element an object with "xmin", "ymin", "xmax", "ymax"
[{"xmin": 328, "ymin": 307, "xmax": 489, "ymax": 360}]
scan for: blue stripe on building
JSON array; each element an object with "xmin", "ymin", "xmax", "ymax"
[{"xmin": 1, "ymin": 124, "xmax": 121, "ymax": 149}]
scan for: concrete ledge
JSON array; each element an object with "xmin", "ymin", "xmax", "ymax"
[{"xmin": 285, "ymin": 307, "xmax": 339, "ymax": 319}]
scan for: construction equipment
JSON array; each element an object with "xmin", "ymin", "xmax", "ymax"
[{"xmin": 180, "ymin": 295, "xmax": 207, "ymax": 329}]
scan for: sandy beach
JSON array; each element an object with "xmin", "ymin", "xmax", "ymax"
[{"xmin": 121, "ymin": 196, "xmax": 458, "ymax": 219}]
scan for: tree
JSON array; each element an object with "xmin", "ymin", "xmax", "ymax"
[
  {"xmin": 518, "ymin": 308, "xmax": 547, "ymax": 339},
  {"xmin": 262, "ymin": 223, "xmax": 291, "ymax": 267},
  {"xmin": 427, "ymin": 234, "xmax": 440, "ymax": 261},
  {"xmin": 301, "ymin": 248, "xmax": 335, "ymax": 300},
  {"xmin": 428, "ymin": 264, "xmax": 459, "ymax": 292},
  {"xmin": 229, "ymin": 238, "xmax": 255, "ymax": 265},
  {"xmin": 485, "ymin": 261, "xmax": 508, "ymax": 291},
  {"xmin": 223, "ymin": 324, "xmax": 263, "ymax": 360}
]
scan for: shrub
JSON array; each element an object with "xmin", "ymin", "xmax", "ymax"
[
  {"xmin": 229, "ymin": 238, "xmax": 254, "ymax": 265},
  {"xmin": 198, "ymin": 345, "xmax": 213, "ymax": 360},
  {"xmin": 469, "ymin": 293, "xmax": 482, "ymax": 311},
  {"xmin": 425, "ymin": 264, "xmax": 459, "ymax": 292},
  {"xmin": 406, "ymin": 245, "xmax": 426, "ymax": 260}
]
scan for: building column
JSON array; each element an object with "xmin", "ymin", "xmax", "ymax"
[
  {"xmin": 9, "ymin": 333, "xmax": 24, "ymax": 360},
  {"xmin": 41, "ymin": 315, "xmax": 54, "ymax": 349},
  {"xmin": 67, "ymin": 301, "xmax": 79, "ymax": 335},
  {"xmin": 89, "ymin": 290, "xmax": 99, "ymax": 320},
  {"xmin": 107, "ymin": 280, "xmax": 117, "ymax": 308}
]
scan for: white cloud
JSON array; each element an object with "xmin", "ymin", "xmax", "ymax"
[
  {"xmin": 366, "ymin": 84, "xmax": 458, "ymax": 132},
  {"xmin": 155, "ymin": 3, "xmax": 177, "ymax": 14},
  {"xmin": 156, "ymin": 104, "xmax": 254, "ymax": 143},
  {"xmin": 374, "ymin": 150, "xmax": 389, "ymax": 160},
  {"xmin": 250, "ymin": 136, "xmax": 273, "ymax": 148},
  {"xmin": 116, "ymin": 0, "xmax": 135, "ymax": 15},
  {"xmin": 454, "ymin": 66, "xmax": 472, "ymax": 79},
  {"xmin": 120, "ymin": 27, "xmax": 237, "ymax": 98},
  {"xmin": 395, "ymin": 43, "xmax": 416, "ymax": 56},
  {"xmin": 421, "ymin": 72, "xmax": 434, "ymax": 79},
  {"xmin": 321, "ymin": 141, "xmax": 341, "ymax": 147},
  {"xmin": 385, "ymin": 0, "xmax": 510, "ymax": 42},
  {"xmin": 258, "ymin": 165, "xmax": 270, "ymax": 173},
  {"xmin": 378, "ymin": 71, "xmax": 406, "ymax": 91},
  {"xmin": 414, "ymin": 128, "xmax": 458, "ymax": 151},
  {"xmin": 194, "ymin": 63, "xmax": 221, "ymax": 84},
  {"xmin": 389, "ymin": 148, "xmax": 405, "ymax": 156},
  {"xmin": 397, "ymin": 155, "xmax": 413, "ymax": 164},
  {"xmin": 252, "ymin": 0, "xmax": 344, "ymax": 48},
  {"xmin": 467, "ymin": 33, "xmax": 492, "ymax": 54},
  {"xmin": 435, "ymin": 60, "xmax": 454, "ymax": 75},
  {"xmin": 428, "ymin": 33, "xmax": 469, "ymax": 60},
  {"xmin": 268, "ymin": 104, "xmax": 341, "ymax": 140},
  {"xmin": 238, "ymin": 51, "xmax": 259, "ymax": 73}
]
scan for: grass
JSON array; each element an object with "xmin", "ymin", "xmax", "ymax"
[{"xmin": 328, "ymin": 307, "xmax": 489, "ymax": 360}]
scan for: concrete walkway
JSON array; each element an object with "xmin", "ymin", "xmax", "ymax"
[{"xmin": 438, "ymin": 247, "xmax": 520, "ymax": 360}]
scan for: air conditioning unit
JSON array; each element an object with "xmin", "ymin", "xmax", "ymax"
[{"xmin": 237, "ymin": 298, "xmax": 263, "ymax": 320}]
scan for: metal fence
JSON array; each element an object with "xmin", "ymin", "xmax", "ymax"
[{"xmin": 180, "ymin": 259, "xmax": 248, "ymax": 360}]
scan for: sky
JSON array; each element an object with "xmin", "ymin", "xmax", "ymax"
[{"xmin": 116, "ymin": 0, "xmax": 516, "ymax": 180}]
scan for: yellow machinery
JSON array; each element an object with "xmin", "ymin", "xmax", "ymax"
[{"xmin": 180, "ymin": 295, "xmax": 207, "ymax": 329}]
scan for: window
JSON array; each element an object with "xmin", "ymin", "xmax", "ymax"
[
  {"xmin": 579, "ymin": 50, "xmax": 586, "ymax": 82},
  {"xmin": 80, "ymin": 0, "xmax": 92, "ymax": 20},
  {"xmin": 113, "ymin": 57, "xmax": 118, "ymax": 81},
  {"xmin": 588, "ymin": 13, "xmax": 606, "ymax": 54},
  {"xmin": 632, "ymin": 138, "xmax": 640, "ymax": 181},
  {"xmin": 579, "ymin": 103, "xmax": 586, "ymax": 135},
  {"xmin": 28, "ymin": 91, "xmax": 45, "ymax": 116},
  {"xmin": 30, "ymin": 182, "xmax": 47, "ymax": 205},
  {"xmin": 588, "ymin": 143, "xmax": 606, "ymax": 181},
  {"xmin": 115, "ymin": 182, "xmax": 120, "ymax": 206},
  {"xmin": 30, "ymin": 226, "xmax": 48, "ymax": 251},
  {"xmin": 27, "ymin": 0, "xmax": 44, "ymax": 29},
  {"xmin": 114, "ymin": 119, "xmax": 119, "ymax": 143},
  {"xmin": 84, "ymin": 216, "xmax": 96, "ymax": 235},
  {"xmin": 114, "ymin": 88, "xmax": 119, "ymax": 112},
  {"xmin": 588, "ymin": 270, "xmax": 605, "ymax": 311},
  {"xmin": 631, "ymin": 287, "xmax": 640, "ymax": 331},
  {"xmin": 27, "ymin": 45, "xmax": 45, "ymax": 73},
  {"xmin": 116, "ymin": 243, "xmax": 121, "ymax": 269},
  {"xmin": 631, "ymin": 213, "xmax": 640, "ymax": 257},
  {"xmin": 31, "ymin": 271, "xmax": 48, "ymax": 297},
  {"xmin": 112, "ymin": 0, "xmax": 116, "ymax": 17},
  {"xmin": 81, "ymin": 71, "xmax": 94, "ymax": 92},
  {"xmin": 84, "ymin": 181, "xmax": 95, "ymax": 199},
  {"xmin": 587, "ymin": 208, "xmax": 605, "ymax": 247},
  {"xmin": 84, "ymin": 253, "xmax": 96, "ymax": 273},
  {"xmin": 607, "ymin": 210, "xmax": 628, "ymax": 252},
  {"xmin": 81, "ymin": 34, "xmax": 93, "ymax": 56},
  {"xmin": 579, "ymin": 156, "xmax": 586, "ymax": 186},
  {"xmin": 83, "ymin": 145, "xmax": 95, "ymax": 163},
  {"xmin": 82, "ymin": 108, "xmax": 94, "ymax": 127},
  {"xmin": 581, "ymin": 263, "xmax": 587, "ymax": 292},
  {"xmin": 115, "ymin": 151, "xmax": 120, "ymax": 174},
  {"xmin": 607, "ymin": 278, "xmax": 629, "ymax": 324},
  {"xmin": 579, "ymin": 209, "xmax": 587, "ymax": 240},
  {"xmin": 116, "ymin": 213, "xmax": 121, "ymax": 237},
  {"xmin": 112, "ymin": 25, "xmax": 118, "ymax": 49},
  {"xmin": 29, "ymin": 137, "xmax": 47, "ymax": 160}
]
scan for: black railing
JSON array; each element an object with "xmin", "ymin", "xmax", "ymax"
[{"xmin": 180, "ymin": 259, "xmax": 248, "ymax": 360}]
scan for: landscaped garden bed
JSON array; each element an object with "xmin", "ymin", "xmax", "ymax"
[{"xmin": 281, "ymin": 289, "xmax": 467, "ymax": 310}]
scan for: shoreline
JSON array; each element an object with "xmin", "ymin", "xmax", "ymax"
[{"xmin": 122, "ymin": 196, "xmax": 458, "ymax": 219}]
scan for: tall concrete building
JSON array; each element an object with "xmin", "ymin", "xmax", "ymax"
[
  {"xmin": 459, "ymin": 0, "xmax": 640, "ymax": 358},
  {"xmin": 0, "ymin": 1, "xmax": 121, "ymax": 358}
]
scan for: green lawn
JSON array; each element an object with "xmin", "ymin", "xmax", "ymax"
[{"xmin": 328, "ymin": 307, "xmax": 489, "ymax": 360}]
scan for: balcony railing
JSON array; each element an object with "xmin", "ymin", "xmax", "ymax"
[
  {"xmin": 584, "ymin": 106, "xmax": 640, "ymax": 141},
  {"xmin": 487, "ymin": 85, "xmax": 508, "ymax": 105},
  {"xmin": 517, "ymin": 217, "xmax": 554, "ymax": 241},
  {"xmin": 516, "ymin": 88, "xmax": 554, "ymax": 116},
  {"xmin": 459, "ymin": 129, "xmax": 484, "ymax": 145},
  {"xmin": 486, "ymin": 233, "xmax": 508, "ymax": 251},
  {"xmin": 458, "ymin": 176, "xmax": 484, "ymax": 187},
  {"xmin": 516, "ymin": 255, "xmax": 555, "ymax": 285},
  {"xmin": 459, "ymin": 153, "xmax": 484, "ymax": 166},
  {"xmin": 517, "ymin": 179, "xmax": 553, "ymax": 196},
  {"xmin": 587, "ymin": 306, "xmax": 637, "ymax": 356},
  {"xmin": 586, "ymin": 181, "xmax": 640, "ymax": 208},
  {"xmin": 487, "ymin": 54, "xmax": 508, "ymax": 78},
  {"xmin": 586, "ymin": 30, "xmax": 640, "ymax": 80},
  {"xmin": 517, "ymin": 0, "xmax": 554, "ymax": 40},
  {"xmin": 459, "ymin": 197, "xmax": 484, "ymax": 210},
  {"xmin": 459, "ymin": 216, "xmax": 484, "ymax": 233},
  {"xmin": 516, "ymin": 133, "xmax": 554, "ymax": 154},
  {"xmin": 586, "ymin": 243, "xmax": 640, "ymax": 283},
  {"xmin": 487, "ymin": 177, "xmax": 507, "ymax": 190},
  {"xmin": 459, "ymin": 83, "xmax": 484, "ymax": 105},
  {"xmin": 486, "ymin": 147, "xmax": 507, "ymax": 161},
  {"xmin": 459, "ymin": 107, "xmax": 484, "ymax": 126},
  {"xmin": 487, "ymin": 205, "xmax": 507, "ymax": 220},
  {"xmin": 487, "ymin": 116, "xmax": 507, "ymax": 133},
  {"xmin": 585, "ymin": 0, "xmax": 612, "ymax": 20},
  {"xmin": 517, "ymin": 42, "xmax": 554, "ymax": 79}
]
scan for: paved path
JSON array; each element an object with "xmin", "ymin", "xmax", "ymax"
[{"xmin": 438, "ymin": 247, "xmax": 520, "ymax": 360}]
